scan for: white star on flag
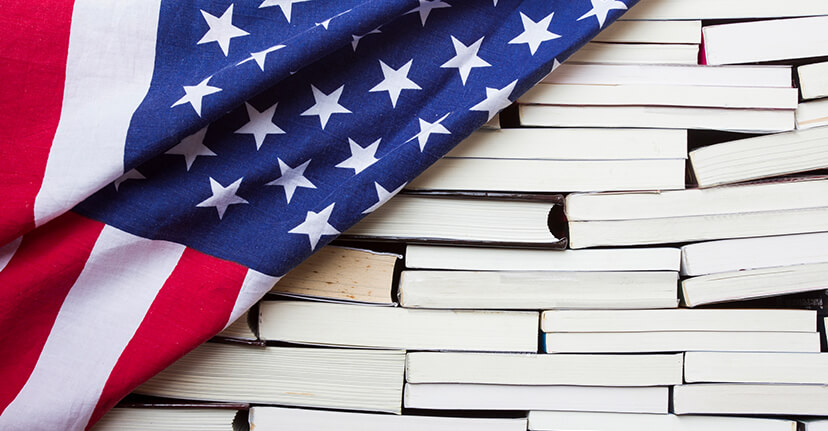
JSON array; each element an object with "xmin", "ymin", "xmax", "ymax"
[
  {"xmin": 289, "ymin": 203, "xmax": 340, "ymax": 250},
  {"xmin": 171, "ymin": 76, "xmax": 222, "ymax": 117},
  {"xmin": 406, "ymin": 113, "xmax": 451, "ymax": 151},
  {"xmin": 265, "ymin": 158, "xmax": 316, "ymax": 203},
  {"xmin": 234, "ymin": 103, "xmax": 284, "ymax": 150},
  {"xmin": 336, "ymin": 138, "xmax": 381, "ymax": 174},
  {"xmin": 470, "ymin": 80, "xmax": 517, "ymax": 121},
  {"xmin": 509, "ymin": 12, "xmax": 560, "ymax": 55},
  {"xmin": 578, "ymin": 0, "xmax": 627, "ymax": 28},
  {"xmin": 370, "ymin": 59, "xmax": 422, "ymax": 108},
  {"xmin": 406, "ymin": 0, "xmax": 450, "ymax": 26},
  {"xmin": 363, "ymin": 182, "xmax": 406, "ymax": 214},
  {"xmin": 165, "ymin": 126, "xmax": 216, "ymax": 170},
  {"xmin": 301, "ymin": 85, "xmax": 352, "ymax": 129},
  {"xmin": 259, "ymin": 0, "xmax": 310, "ymax": 23},
  {"xmin": 198, "ymin": 5, "xmax": 249, "ymax": 56},
  {"xmin": 441, "ymin": 36, "xmax": 491, "ymax": 85},
  {"xmin": 113, "ymin": 169, "xmax": 145, "ymax": 191},
  {"xmin": 196, "ymin": 177, "xmax": 249, "ymax": 219},
  {"xmin": 238, "ymin": 44, "xmax": 285, "ymax": 71}
]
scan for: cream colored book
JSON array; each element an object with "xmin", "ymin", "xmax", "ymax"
[
  {"xmin": 258, "ymin": 300, "xmax": 539, "ymax": 352},
  {"xmin": 542, "ymin": 63, "xmax": 792, "ymax": 88},
  {"xmin": 215, "ymin": 310, "xmax": 255, "ymax": 340},
  {"xmin": 797, "ymin": 99, "xmax": 828, "ymax": 130},
  {"xmin": 92, "ymin": 408, "xmax": 238, "ymax": 431},
  {"xmin": 703, "ymin": 16, "xmax": 828, "ymax": 65},
  {"xmin": 674, "ymin": 384, "xmax": 828, "ymax": 416},
  {"xmin": 271, "ymin": 246, "xmax": 398, "ymax": 304},
  {"xmin": 542, "ymin": 331, "xmax": 820, "ymax": 353},
  {"xmin": 136, "ymin": 342, "xmax": 405, "ymax": 413},
  {"xmin": 592, "ymin": 20, "xmax": 700, "ymax": 44},
  {"xmin": 685, "ymin": 352, "xmax": 828, "ymax": 384},
  {"xmin": 528, "ymin": 411, "xmax": 797, "ymax": 431},
  {"xmin": 405, "ymin": 352, "xmax": 683, "ymax": 386},
  {"xmin": 623, "ymin": 0, "xmax": 828, "ymax": 20},
  {"xmin": 799, "ymin": 61, "xmax": 828, "ymax": 100},
  {"xmin": 568, "ymin": 42, "xmax": 698, "ymax": 65}
]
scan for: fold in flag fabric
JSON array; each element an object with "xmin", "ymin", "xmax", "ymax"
[{"xmin": 0, "ymin": 0, "xmax": 634, "ymax": 429}]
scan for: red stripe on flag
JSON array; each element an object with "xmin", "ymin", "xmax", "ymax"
[
  {"xmin": 0, "ymin": 0, "xmax": 75, "ymax": 244},
  {"xmin": 0, "ymin": 212, "xmax": 104, "ymax": 413},
  {"xmin": 86, "ymin": 247, "xmax": 249, "ymax": 428}
]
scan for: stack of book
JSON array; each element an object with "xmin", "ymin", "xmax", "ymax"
[{"xmin": 93, "ymin": 3, "xmax": 828, "ymax": 430}]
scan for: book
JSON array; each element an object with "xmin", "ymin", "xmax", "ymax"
[
  {"xmin": 542, "ymin": 63, "xmax": 792, "ymax": 88},
  {"xmin": 135, "ymin": 342, "xmax": 405, "ymax": 413},
  {"xmin": 518, "ymin": 104, "xmax": 794, "ymax": 133},
  {"xmin": 519, "ymin": 83, "xmax": 797, "ymax": 110},
  {"xmin": 565, "ymin": 177, "xmax": 828, "ymax": 248},
  {"xmin": 567, "ymin": 42, "xmax": 699, "ymax": 65},
  {"xmin": 702, "ymin": 16, "xmax": 828, "ymax": 65},
  {"xmin": 681, "ymin": 232, "xmax": 828, "ymax": 276},
  {"xmin": 673, "ymin": 384, "xmax": 828, "ymax": 416},
  {"xmin": 542, "ymin": 331, "xmax": 820, "ymax": 353},
  {"xmin": 398, "ymin": 270, "xmax": 678, "ymax": 309},
  {"xmin": 797, "ymin": 100, "xmax": 828, "ymax": 130},
  {"xmin": 804, "ymin": 420, "xmax": 828, "ymax": 431},
  {"xmin": 92, "ymin": 407, "xmax": 239, "ymax": 431},
  {"xmin": 622, "ymin": 0, "xmax": 828, "ymax": 20},
  {"xmin": 249, "ymin": 406, "xmax": 528, "ymax": 431},
  {"xmin": 344, "ymin": 193, "xmax": 563, "ymax": 247},
  {"xmin": 403, "ymin": 383, "xmax": 668, "ymax": 413},
  {"xmin": 681, "ymin": 262, "xmax": 828, "ymax": 306},
  {"xmin": 271, "ymin": 246, "xmax": 398, "ymax": 304},
  {"xmin": 215, "ymin": 310, "xmax": 256, "ymax": 341},
  {"xmin": 799, "ymin": 61, "xmax": 828, "ymax": 100},
  {"xmin": 527, "ymin": 411, "xmax": 797, "ymax": 431},
  {"xmin": 408, "ymin": 158, "xmax": 686, "ymax": 192},
  {"xmin": 684, "ymin": 351, "xmax": 828, "ymax": 384},
  {"xmin": 405, "ymin": 352, "xmax": 683, "ymax": 386},
  {"xmin": 258, "ymin": 300, "xmax": 539, "ymax": 352},
  {"xmin": 405, "ymin": 245, "xmax": 680, "ymax": 271},
  {"xmin": 690, "ymin": 126, "xmax": 828, "ymax": 187},
  {"xmin": 541, "ymin": 309, "xmax": 815, "ymax": 333},
  {"xmin": 592, "ymin": 20, "xmax": 701, "ymax": 44}
]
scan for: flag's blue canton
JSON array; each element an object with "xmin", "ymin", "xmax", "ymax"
[{"xmin": 75, "ymin": 0, "xmax": 635, "ymax": 276}]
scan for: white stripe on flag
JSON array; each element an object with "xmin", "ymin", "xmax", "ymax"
[
  {"xmin": 0, "ymin": 225, "xmax": 185, "ymax": 430},
  {"xmin": 224, "ymin": 270, "xmax": 280, "ymax": 329},
  {"xmin": 33, "ymin": 0, "xmax": 162, "ymax": 227},
  {"xmin": 0, "ymin": 236, "xmax": 22, "ymax": 273}
]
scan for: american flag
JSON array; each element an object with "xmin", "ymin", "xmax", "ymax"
[{"xmin": 0, "ymin": 0, "xmax": 633, "ymax": 428}]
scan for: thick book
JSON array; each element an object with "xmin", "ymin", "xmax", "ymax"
[
  {"xmin": 258, "ymin": 300, "xmax": 539, "ymax": 352},
  {"xmin": 405, "ymin": 245, "xmax": 680, "ymax": 271},
  {"xmin": 681, "ymin": 232, "xmax": 828, "ymax": 276},
  {"xmin": 92, "ymin": 407, "xmax": 240, "ymax": 431},
  {"xmin": 622, "ymin": 0, "xmax": 828, "ymax": 20},
  {"xmin": 796, "ymin": 99, "xmax": 828, "ymax": 130},
  {"xmin": 542, "ymin": 331, "xmax": 820, "ymax": 353},
  {"xmin": 804, "ymin": 420, "xmax": 828, "ymax": 431},
  {"xmin": 674, "ymin": 384, "xmax": 828, "ymax": 416},
  {"xmin": 519, "ymin": 83, "xmax": 797, "ymax": 110},
  {"xmin": 592, "ymin": 20, "xmax": 701, "ymax": 44},
  {"xmin": 799, "ymin": 61, "xmax": 828, "ymax": 100},
  {"xmin": 398, "ymin": 270, "xmax": 679, "ymax": 309},
  {"xmin": 684, "ymin": 351, "xmax": 828, "ymax": 384},
  {"xmin": 681, "ymin": 261, "xmax": 828, "ymax": 306},
  {"xmin": 541, "ymin": 309, "xmax": 815, "ymax": 333},
  {"xmin": 443, "ymin": 128, "xmax": 687, "ymax": 160},
  {"xmin": 408, "ymin": 158, "xmax": 686, "ymax": 193},
  {"xmin": 565, "ymin": 177, "xmax": 828, "ymax": 248},
  {"xmin": 405, "ymin": 352, "xmax": 683, "ymax": 386},
  {"xmin": 249, "ymin": 406, "xmax": 528, "ymax": 431},
  {"xmin": 135, "ymin": 342, "xmax": 405, "ymax": 413},
  {"xmin": 271, "ymin": 246, "xmax": 398, "ymax": 304},
  {"xmin": 690, "ymin": 127, "xmax": 828, "ymax": 187},
  {"xmin": 215, "ymin": 310, "xmax": 256, "ymax": 341},
  {"xmin": 403, "ymin": 383, "xmax": 668, "ymax": 413},
  {"xmin": 702, "ymin": 16, "xmax": 828, "ymax": 65},
  {"xmin": 567, "ymin": 42, "xmax": 699, "ymax": 65},
  {"xmin": 344, "ymin": 193, "xmax": 564, "ymax": 247},
  {"xmin": 518, "ymin": 104, "xmax": 794, "ymax": 133},
  {"xmin": 542, "ymin": 63, "xmax": 792, "ymax": 88},
  {"xmin": 528, "ymin": 411, "xmax": 797, "ymax": 431}
]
